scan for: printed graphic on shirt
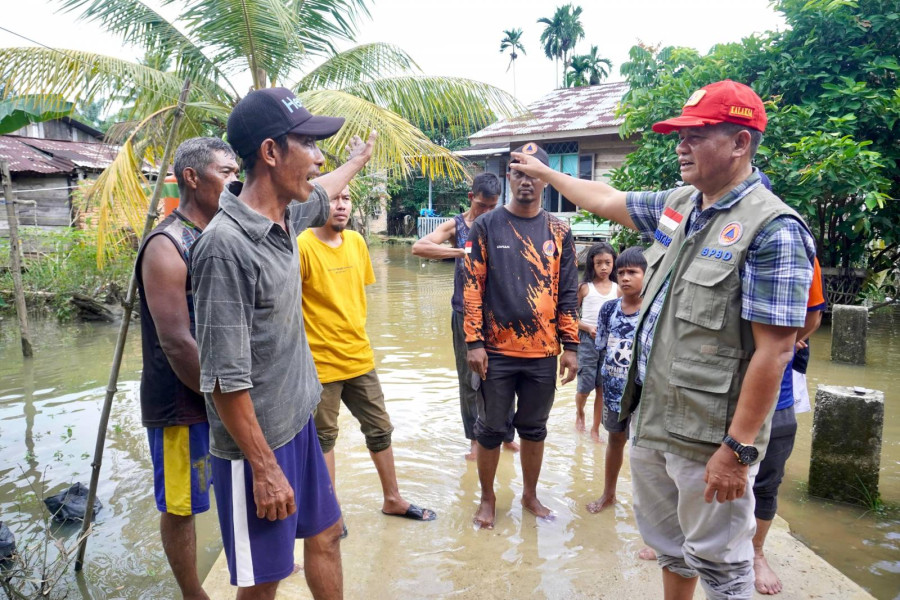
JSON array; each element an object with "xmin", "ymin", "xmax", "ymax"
[
  {"xmin": 462, "ymin": 210, "xmax": 579, "ymax": 358},
  {"xmin": 595, "ymin": 298, "xmax": 639, "ymax": 412}
]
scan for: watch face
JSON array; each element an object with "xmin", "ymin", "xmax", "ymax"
[{"xmin": 740, "ymin": 446, "xmax": 759, "ymax": 464}]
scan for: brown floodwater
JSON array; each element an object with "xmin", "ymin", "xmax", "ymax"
[{"xmin": 0, "ymin": 244, "xmax": 897, "ymax": 599}]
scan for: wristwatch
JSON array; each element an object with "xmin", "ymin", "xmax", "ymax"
[{"xmin": 722, "ymin": 435, "xmax": 759, "ymax": 465}]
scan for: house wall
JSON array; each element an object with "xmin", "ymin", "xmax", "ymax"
[
  {"xmin": 0, "ymin": 174, "xmax": 74, "ymax": 239},
  {"xmin": 13, "ymin": 120, "xmax": 99, "ymax": 143},
  {"xmin": 578, "ymin": 134, "xmax": 638, "ymax": 181}
]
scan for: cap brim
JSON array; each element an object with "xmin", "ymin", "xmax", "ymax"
[
  {"xmin": 651, "ymin": 115, "xmax": 724, "ymax": 134},
  {"xmin": 289, "ymin": 115, "xmax": 346, "ymax": 140}
]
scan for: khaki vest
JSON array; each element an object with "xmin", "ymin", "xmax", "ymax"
[{"xmin": 620, "ymin": 182, "xmax": 808, "ymax": 464}]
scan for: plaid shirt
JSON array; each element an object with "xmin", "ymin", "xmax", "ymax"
[{"xmin": 626, "ymin": 170, "xmax": 815, "ymax": 384}]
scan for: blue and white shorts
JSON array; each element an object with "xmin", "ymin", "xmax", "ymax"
[{"xmin": 210, "ymin": 417, "xmax": 341, "ymax": 587}]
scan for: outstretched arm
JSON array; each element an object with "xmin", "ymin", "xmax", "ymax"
[
  {"xmin": 314, "ymin": 130, "xmax": 378, "ymax": 199},
  {"xmin": 412, "ymin": 217, "xmax": 462, "ymax": 259},
  {"xmin": 509, "ymin": 151, "xmax": 636, "ymax": 230}
]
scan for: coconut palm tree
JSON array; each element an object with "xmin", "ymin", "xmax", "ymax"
[
  {"xmin": 0, "ymin": 0, "xmax": 520, "ymax": 262},
  {"xmin": 499, "ymin": 28, "xmax": 526, "ymax": 98},
  {"xmin": 566, "ymin": 46, "xmax": 612, "ymax": 87}
]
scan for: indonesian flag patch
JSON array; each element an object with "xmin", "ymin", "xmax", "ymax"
[
  {"xmin": 659, "ymin": 207, "xmax": 684, "ymax": 231},
  {"xmin": 464, "ymin": 241, "xmax": 472, "ymax": 254}
]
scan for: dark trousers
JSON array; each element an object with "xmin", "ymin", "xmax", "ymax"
[
  {"xmin": 452, "ymin": 310, "xmax": 513, "ymax": 443},
  {"xmin": 753, "ymin": 407, "xmax": 798, "ymax": 521},
  {"xmin": 474, "ymin": 353, "xmax": 557, "ymax": 450}
]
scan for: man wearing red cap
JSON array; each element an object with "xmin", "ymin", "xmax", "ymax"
[{"xmin": 509, "ymin": 80, "xmax": 815, "ymax": 599}]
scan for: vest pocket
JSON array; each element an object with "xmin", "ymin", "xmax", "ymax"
[
  {"xmin": 674, "ymin": 262, "xmax": 737, "ymax": 330},
  {"xmin": 665, "ymin": 358, "xmax": 734, "ymax": 444}
]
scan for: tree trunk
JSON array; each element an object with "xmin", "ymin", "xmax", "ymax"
[{"xmin": 1, "ymin": 159, "xmax": 33, "ymax": 358}]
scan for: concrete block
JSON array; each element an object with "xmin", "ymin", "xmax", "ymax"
[
  {"xmin": 831, "ymin": 305, "xmax": 868, "ymax": 364},
  {"xmin": 808, "ymin": 385, "xmax": 884, "ymax": 506}
]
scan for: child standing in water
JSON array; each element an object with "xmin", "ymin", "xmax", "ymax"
[
  {"xmin": 587, "ymin": 247, "xmax": 646, "ymax": 513},
  {"xmin": 575, "ymin": 242, "xmax": 619, "ymax": 441}
]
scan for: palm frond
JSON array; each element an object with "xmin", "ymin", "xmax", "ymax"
[
  {"xmin": 179, "ymin": 0, "xmax": 305, "ymax": 85},
  {"xmin": 295, "ymin": 43, "xmax": 419, "ymax": 92},
  {"xmin": 88, "ymin": 102, "xmax": 209, "ymax": 265},
  {"xmin": 0, "ymin": 47, "xmax": 228, "ymax": 116},
  {"xmin": 299, "ymin": 89, "xmax": 468, "ymax": 181},
  {"xmin": 89, "ymin": 136, "xmax": 151, "ymax": 267},
  {"xmin": 54, "ymin": 0, "xmax": 237, "ymax": 95},
  {"xmin": 0, "ymin": 47, "xmax": 176, "ymax": 104},
  {"xmin": 342, "ymin": 76, "xmax": 522, "ymax": 136},
  {"xmin": 289, "ymin": 0, "xmax": 371, "ymax": 58}
]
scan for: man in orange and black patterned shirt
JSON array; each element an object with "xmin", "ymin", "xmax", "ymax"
[{"xmin": 464, "ymin": 142, "xmax": 579, "ymax": 529}]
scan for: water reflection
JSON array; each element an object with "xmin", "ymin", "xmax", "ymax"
[{"xmin": 0, "ymin": 246, "xmax": 897, "ymax": 599}]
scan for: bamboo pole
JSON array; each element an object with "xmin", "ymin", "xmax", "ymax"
[
  {"xmin": 1, "ymin": 159, "xmax": 34, "ymax": 357},
  {"xmin": 75, "ymin": 78, "xmax": 192, "ymax": 571}
]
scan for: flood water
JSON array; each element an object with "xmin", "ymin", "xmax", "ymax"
[{"xmin": 0, "ymin": 244, "xmax": 898, "ymax": 599}]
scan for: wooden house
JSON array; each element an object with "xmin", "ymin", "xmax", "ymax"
[
  {"xmin": 0, "ymin": 117, "xmax": 118, "ymax": 238},
  {"xmin": 456, "ymin": 82, "xmax": 636, "ymax": 240}
]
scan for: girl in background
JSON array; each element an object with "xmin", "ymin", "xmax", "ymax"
[{"xmin": 575, "ymin": 242, "xmax": 619, "ymax": 441}]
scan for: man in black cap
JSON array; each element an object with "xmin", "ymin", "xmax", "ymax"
[
  {"xmin": 464, "ymin": 142, "xmax": 580, "ymax": 529},
  {"xmin": 192, "ymin": 86, "xmax": 375, "ymax": 599}
]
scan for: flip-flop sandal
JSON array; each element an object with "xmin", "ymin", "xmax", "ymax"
[{"xmin": 382, "ymin": 504, "xmax": 437, "ymax": 521}]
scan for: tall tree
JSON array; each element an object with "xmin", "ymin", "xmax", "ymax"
[
  {"xmin": 558, "ymin": 4, "xmax": 585, "ymax": 81},
  {"xmin": 0, "ymin": 0, "xmax": 520, "ymax": 263},
  {"xmin": 566, "ymin": 45, "xmax": 611, "ymax": 87},
  {"xmin": 538, "ymin": 4, "xmax": 585, "ymax": 88},
  {"xmin": 499, "ymin": 28, "xmax": 526, "ymax": 98},
  {"xmin": 537, "ymin": 8, "xmax": 564, "ymax": 87}
]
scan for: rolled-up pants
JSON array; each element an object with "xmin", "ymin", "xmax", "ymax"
[{"xmin": 631, "ymin": 444, "xmax": 760, "ymax": 600}]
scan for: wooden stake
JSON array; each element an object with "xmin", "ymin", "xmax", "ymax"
[
  {"xmin": 1, "ymin": 159, "xmax": 34, "ymax": 357},
  {"xmin": 75, "ymin": 78, "xmax": 192, "ymax": 571}
]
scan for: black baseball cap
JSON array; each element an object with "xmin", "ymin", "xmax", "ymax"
[
  {"xmin": 227, "ymin": 87, "xmax": 345, "ymax": 159},
  {"xmin": 511, "ymin": 142, "xmax": 550, "ymax": 167}
]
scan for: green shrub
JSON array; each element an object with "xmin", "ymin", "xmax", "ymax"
[{"xmin": 0, "ymin": 227, "xmax": 135, "ymax": 320}]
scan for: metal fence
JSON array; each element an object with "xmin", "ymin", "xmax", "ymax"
[{"xmin": 416, "ymin": 216, "xmax": 451, "ymax": 238}]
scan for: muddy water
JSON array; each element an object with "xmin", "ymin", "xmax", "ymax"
[{"xmin": 0, "ymin": 244, "xmax": 897, "ymax": 599}]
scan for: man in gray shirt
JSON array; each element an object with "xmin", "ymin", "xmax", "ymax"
[{"xmin": 192, "ymin": 86, "xmax": 375, "ymax": 599}]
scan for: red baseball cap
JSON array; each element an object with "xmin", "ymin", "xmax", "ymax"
[{"xmin": 651, "ymin": 79, "xmax": 767, "ymax": 134}]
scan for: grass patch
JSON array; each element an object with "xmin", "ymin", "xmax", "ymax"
[{"xmin": 0, "ymin": 228, "xmax": 134, "ymax": 320}]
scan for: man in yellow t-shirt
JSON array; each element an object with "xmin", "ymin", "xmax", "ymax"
[{"xmin": 298, "ymin": 186, "xmax": 436, "ymax": 527}]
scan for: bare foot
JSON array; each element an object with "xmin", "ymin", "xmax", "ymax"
[
  {"xmin": 637, "ymin": 546, "xmax": 657, "ymax": 560},
  {"xmin": 754, "ymin": 553, "xmax": 783, "ymax": 594},
  {"xmin": 586, "ymin": 493, "xmax": 615, "ymax": 513},
  {"xmin": 590, "ymin": 429, "xmax": 605, "ymax": 444},
  {"xmin": 502, "ymin": 440, "xmax": 520, "ymax": 453},
  {"xmin": 465, "ymin": 440, "xmax": 477, "ymax": 461},
  {"xmin": 473, "ymin": 497, "xmax": 496, "ymax": 529},
  {"xmin": 575, "ymin": 412, "xmax": 586, "ymax": 433},
  {"xmin": 522, "ymin": 495, "xmax": 553, "ymax": 519}
]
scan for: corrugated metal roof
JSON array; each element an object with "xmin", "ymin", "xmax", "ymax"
[
  {"xmin": 0, "ymin": 135, "xmax": 118, "ymax": 174},
  {"xmin": 454, "ymin": 142, "xmax": 508, "ymax": 158},
  {"xmin": 470, "ymin": 81, "xmax": 629, "ymax": 142},
  {"xmin": 0, "ymin": 136, "xmax": 75, "ymax": 174}
]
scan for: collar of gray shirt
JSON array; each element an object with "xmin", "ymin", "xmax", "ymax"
[{"xmin": 219, "ymin": 181, "xmax": 310, "ymax": 244}]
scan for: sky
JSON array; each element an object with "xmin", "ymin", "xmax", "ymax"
[{"xmin": 1, "ymin": 0, "xmax": 787, "ymax": 106}]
